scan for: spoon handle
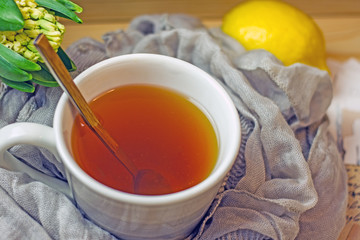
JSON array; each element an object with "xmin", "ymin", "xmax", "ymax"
[{"xmin": 33, "ymin": 34, "xmax": 137, "ymax": 177}]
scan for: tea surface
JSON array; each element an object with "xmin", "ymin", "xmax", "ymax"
[{"xmin": 71, "ymin": 84, "xmax": 218, "ymax": 195}]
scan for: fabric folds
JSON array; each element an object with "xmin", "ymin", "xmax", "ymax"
[{"xmin": 0, "ymin": 14, "xmax": 347, "ymax": 240}]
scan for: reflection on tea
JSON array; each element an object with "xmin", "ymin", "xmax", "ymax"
[{"xmin": 71, "ymin": 84, "xmax": 218, "ymax": 195}]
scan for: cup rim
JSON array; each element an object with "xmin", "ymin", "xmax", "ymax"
[{"xmin": 55, "ymin": 53, "xmax": 241, "ymax": 206}]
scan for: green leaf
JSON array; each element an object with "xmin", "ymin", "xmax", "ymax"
[
  {"xmin": 35, "ymin": 0, "xmax": 83, "ymax": 23},
  {"xmin": 0, "ymin": 55, "xmax": 32, "ymax": 82},
  {"xmin": 55, "ymin": 0, "xmax": 82, "ymax": 13},
  {"xmin": 31, "ymin": 78, "xmax": 59, "ymax": 87},
  {"xmin": 1, "ymin": 77, "xmax": 35, "ymax": 93},
  {"xmin": 30, "ymin": 68, "xmax": 59, "ymax": 87},
  {"xmin": 0, "ymin": 43, "xmax": 41, "ymax": 71},
  {"xmin": 57, "ymin": 47, "xmax": 77, "ymax": 72},
  {"xmin": 0, "ymin": 0, "xmax": 24, "ymax": 31}
]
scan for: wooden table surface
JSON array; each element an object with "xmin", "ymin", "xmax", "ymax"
[
  {"xmin": 59, "ymin": 1, "xmax": 360, "ymax": 239},
  {"xmin": 61, "ymin": 0, "xmax": 360, "ymax": 62}
]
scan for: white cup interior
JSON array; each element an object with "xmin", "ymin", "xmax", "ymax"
[{"xmin": 55, "ymin": 54, "xmax": 241, "ymax": 204}]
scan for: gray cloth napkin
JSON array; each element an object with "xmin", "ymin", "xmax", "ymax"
[{"xmin": 0, "ymin": 14, "xmax": 347, "ymax": 240}]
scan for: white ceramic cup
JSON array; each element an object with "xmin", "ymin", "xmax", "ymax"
[{"xmin": 0, "ymin": 54, "xmax": 241, "ymax": 239}]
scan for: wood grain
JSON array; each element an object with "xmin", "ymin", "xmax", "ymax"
[
  {"xmin": 64, "ymin": 0, "xmax": 360, "ymax": 24},
  {"xmin": 60, "ymin": 0, "xmax": 360, "ymax": 61},
  {"xmin": 34, "ymin": 34, "xmax": 138, "ymax": 177},
  {"xmin": 346, "ymin": 224, "xmax": 360, "ymax": 240},
  {"xmin": 338, "ymin": 165, "xmax": 360, "ymax": 240}
]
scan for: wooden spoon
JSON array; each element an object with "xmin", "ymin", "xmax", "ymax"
[{"xmin": 34, "ymin": 34, "xmax": 171, "ymax": 195}]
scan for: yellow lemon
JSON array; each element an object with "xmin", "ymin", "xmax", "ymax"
[{"xmin": 222, "ymin": 0, "xmax": 329, "ymax": 72}]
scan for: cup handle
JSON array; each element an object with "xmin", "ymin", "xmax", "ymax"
[{"xmin": 0, "ymin": 122, "xmax": 72, "ymax": 199}]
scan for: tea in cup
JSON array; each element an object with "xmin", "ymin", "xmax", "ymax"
[
  {"xmin": 0, "ymin": 53, "xmax": 241, "ymax": 239},
  {"xmin": 72, "ymin": 83, "xmax": 219, "ymax": 195}
]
